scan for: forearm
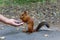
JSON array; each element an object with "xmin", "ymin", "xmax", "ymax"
[
  {"xmin": 0, "ymin": 14, "xmax": 9, "ymax": 23},
  {"xmin": 0, "ymin": 14, "xmax": 23, "ymax": 26}
]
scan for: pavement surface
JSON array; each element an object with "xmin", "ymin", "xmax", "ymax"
[{"xmin": 0, "ymin": 24, "xmax": 60, "ymax": 40}]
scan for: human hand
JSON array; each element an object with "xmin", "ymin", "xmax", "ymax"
[{"xmin": 5, "ymin": 19, "xmax": 24, "ymax": 27}]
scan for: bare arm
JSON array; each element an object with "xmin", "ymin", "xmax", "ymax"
[
  {"xmin": 0, "ymin": 14, "xmax": 9, "ymax": 23},
  {"xmin": 0, "ymin": 14, "xmax": 23, "ymax": 26}
]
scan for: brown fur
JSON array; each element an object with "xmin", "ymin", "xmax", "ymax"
[
  {"xmin": 20, "ymin": 11, "xmax": 50, "ymax": 33},
  {"xmin": 20, "ymin": 11, "xmax": 34, "ymax": 33}
]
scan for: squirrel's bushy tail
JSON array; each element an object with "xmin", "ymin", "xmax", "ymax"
[{"xmin": 35, "ymin": 22, "xmax": 50, "ymax": 31}]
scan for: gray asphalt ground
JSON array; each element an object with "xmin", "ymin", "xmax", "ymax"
[{"xmin": 0, "ymin": 24, "xmax": 60, "ymax": 40}]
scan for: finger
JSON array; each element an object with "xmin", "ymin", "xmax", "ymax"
[
  {"xmin": 14, "ymin": 20, "xmax": 23, "ymax": 24},
  {"xmin": 13, "ymin": 22, "xmax": 24, "ymax": 26}
]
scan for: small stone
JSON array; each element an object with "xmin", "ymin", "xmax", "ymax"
[
  {"xmin": 52, "ymin": 17, "xmax": 54, "ymax": 18},
  {"xmin": 22, "ymin": 27, "xmax": 26, "ymax": 29},
  {"xmin": 16, "ymin": 27, "xmax": 20, "ymax": 30},
  {"xmin": 11, "ymin": 16, "xmax": 15, "ymax": 18},
  {"xmin": 6, "ymin": 15, "xmax": 9, "ymax": 17},
  {"xmin": 0, "ymin": 27, "xmax": 4, "ymax": 30},
  {"xmin": 57, "ymin": 21, "xmax": 59, "ymax": 23},
  {"xmin": 32, "ymin": 16, "xmax": 35, "ymax": 19},
  {"xmin": 42, "ymin": 20, "xmax": 46, "ymax": 21},
  {"xmin": 0, "ymin": 36, "xmax": 5, "ymax": 40},
  {"xmin": 57, "ymin": 18, "xmax": 59, "ymax": 19},
  {"xmin": 44, "ymin": 34, "xmax": 48, "ymax": 37},
  {"xmin": 39, "ymin": 21, "xmax": 41, "ymax": 23}
]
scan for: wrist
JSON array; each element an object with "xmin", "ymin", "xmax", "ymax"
[{"xmin": 3, "ymin": 18, "xmax": 10, "ymax": 24}]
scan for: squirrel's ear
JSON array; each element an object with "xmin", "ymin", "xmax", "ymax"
[{"xmin": 24, "ymin": 11, "xmax": 28, "ymax": 14}]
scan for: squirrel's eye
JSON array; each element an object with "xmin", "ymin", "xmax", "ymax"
[{"xmin": 22, "ymin": 14, "xmax": 24, "ymax": 16}]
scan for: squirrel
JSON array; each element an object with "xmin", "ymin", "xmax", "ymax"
[{"xmin": 20, "ymin": 11, "xmax": 50, "ymax": 33}]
